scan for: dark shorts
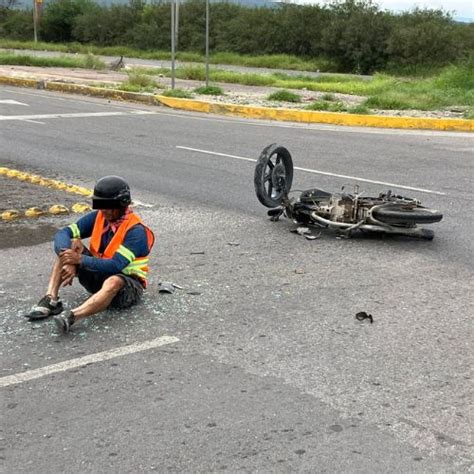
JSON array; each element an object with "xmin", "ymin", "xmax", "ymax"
[{"xmin": 77, "ymin": 268, "xmax": 144, "ymax": 310}]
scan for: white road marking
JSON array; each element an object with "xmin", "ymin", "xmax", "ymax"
[
  {"xmin": 0, "ymin": 335, "xmax": 179, "ymax": 388},
  {"xmin": 22, "ymin": 119, "xmax": 45, "ymax": 124},
  {"xmin": 0, "ymin": 111, "xmax": 157, "ymax": 121},
  {"xmin": 0, "ymin": 99, "xmax": 29, "ymax": 106},
  {"xmin": 177, "ymin": 146, "xmax": 447, "ymax": 196}
]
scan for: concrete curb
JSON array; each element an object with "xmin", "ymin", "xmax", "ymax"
[
  {"xmin": 1, "ymin": 75, "xmax": 472, "ymax": 132},
  {"xmin": 155, "ymin": 96, "xmax": 474, "ymax": 132},
  {"xmin": 0, "ymin": 75, "xmax": 157, "ymax": 105}
]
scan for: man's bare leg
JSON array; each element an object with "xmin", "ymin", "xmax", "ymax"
[
  {"xmin": 46, "ymin": 257, "xmax": 63, "ymax": 300},
  {"xmin": 71, "ymin": 276, "xmax": 125, "ymax": 321}
]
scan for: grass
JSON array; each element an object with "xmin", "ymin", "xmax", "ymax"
[
  {"xmin": 0, "ymin": 51, "xmax": 105, "ymax": 69},
  {"xmin": 0, "ymin": 39, "xmax": 335, "ymax": 72},
  {"xmin": 267, "ymin": 89, "xmax": 301, "ymax": 103},
  {"xmin": 194, "ymin": 85, "xmax": 224, "ymax": 95},
  {"xmin": 306, "ymin": 100, "xmax": 347, "ymax": 112},
  {"xmin": 160, "ymin": 88, "xmax": 193, "ymax": 98},
  {"xmin": 118, "ymin": 71, "xmax": 159, "ymax": 92}
]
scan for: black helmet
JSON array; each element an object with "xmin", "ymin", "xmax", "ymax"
[{"xmin": 92, "ymin": 176, "xmax": 131, "ymax": 209}]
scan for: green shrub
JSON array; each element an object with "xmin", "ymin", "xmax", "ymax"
[
  {"xmin": 306, "ymin": 100, "xmax": 346, "ymax": 112},
  {"xmin": 348, "ymin": 104, "xmax": 371, "ymax": 114},
  {"xmin": 83, "ymin": 53, "xmax": 105, "ymax": 70},
  {"xmin": 161, "ymin": 88, "xmax": 193, "ymax": 98},
  {"xmin": 118, "ymin": 72, "xmax": 158, "ymax": 92},
  {"xmin": 321, "ymin": 93, "xmax": 336, "ymax": 101},
  {"xmin": 194, "ymin": 85, "xmax": 224, "ymax": 95},
  {"xmin": 267, "ymin": 89, "xmax": 301, "ymax": 102}
]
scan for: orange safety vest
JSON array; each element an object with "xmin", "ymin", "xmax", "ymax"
[{"xmin": 89, "ymin": 210, "xmax": 155, "ymax": 288}]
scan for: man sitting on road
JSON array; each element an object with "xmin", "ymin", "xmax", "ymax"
[{"xmin": 25, "ymin": 176, "xmax": 155, "ymax": 334}]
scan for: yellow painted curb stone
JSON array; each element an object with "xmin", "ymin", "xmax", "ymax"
[
  {"xmin": 25, "ymin": 207, "xmax": 46, "ymax": 217},
  {"xmin": 1, "ymin": 210, "xmax": 21, "ymax": 221},
  {"xmin": 49, "ymin": 204, "xmax": 69, "ymax": 215},
  {"xmin": 72, "ymin": 203, "xmax": 92, "ymax": 213}
]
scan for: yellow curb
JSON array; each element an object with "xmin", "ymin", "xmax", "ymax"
[
  {"xmin": 155, "ymin": 95, "xmax": 474, "ymax": 132},
  {"xmin": 0, "ymin": 166, "xmax": 93, "ymax": 197},
  {"xmin": 49, "ymin": 204, "xmax": 69, "ymax": 215},
  {"xmin": 1, "ymin": 210, "xmax": 21, "ymax": 221},
  {"xmin": 71, "ymin": 202, "xmax": 92, "ymax": 213},
  {"xmin": 25, "ymin": 207, "xmax": 46, "ymax": 217},
  {"xmin": 1, "ymin": 74, "xmax": 471, "ymax": 131}
]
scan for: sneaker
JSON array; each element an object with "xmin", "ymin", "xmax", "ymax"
[
  {"xmin": 53, "ymin": 310, "xmax": 75, "ymax": 334},
  {"xmin": 25, "ymin": 295, "xmax": 64, "ymax": 320}
]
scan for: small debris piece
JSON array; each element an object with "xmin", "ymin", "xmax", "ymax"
[
  {"xmin": 355, "ymin": 312, "xmax": 373, "ymax": 323},
  {"xmin": 295, "ymin": 269, "xmax": 305, "ymax": 274},
  {"xmin": 227, "ymin": 242, "xmax": 240, "ymax": 246},
  {"xmin": 304, "ymin": 232, "xmax": 321, "ymax": 240},
  {"xmin": 187, "ymin": 290, "xmax": 202, "ymax": 295},
  {"xmin": 158, "ymin": 281, "xmax": 175, "ymax": 294},
  {"xmin": 190, "ymin": 251, "xmax": 205, "ymax": 255}
]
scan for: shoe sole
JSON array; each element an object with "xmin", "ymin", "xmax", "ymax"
[{"xmin": 25, "ymin": 306, "xmax": 64, "ymax": 321}]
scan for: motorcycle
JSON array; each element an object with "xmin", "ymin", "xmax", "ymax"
[{"xmin": 254, "ymin": 144, "xmax": 443, "ymax": 240}]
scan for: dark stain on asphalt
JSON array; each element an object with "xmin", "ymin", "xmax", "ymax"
[{"xmin": 0, "ymin": 223, "xmax": 59, "ymax": 249}]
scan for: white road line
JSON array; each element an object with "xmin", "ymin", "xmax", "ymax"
[
  {"xmin": 0, "ymin": 99, "xmax": 29, "ymax": 106},
  {"xmin": 22, "ymin": 119, "xmax": 45, "ymax": 124},
  {"xmin": 0, "ymin": 335, "xmax": 179, "ymax": 388},
  {"xmin": 0, "ymin": 111, "xmax": 156, "ymax": 121},
  {"xmin": 177, "ymin": 146, "xmax": 447, "ymax": 196}
]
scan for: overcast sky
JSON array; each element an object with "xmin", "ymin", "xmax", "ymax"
[{"xmin": 296, "ymin": 0, "xmax": 473, "ymax": 19}]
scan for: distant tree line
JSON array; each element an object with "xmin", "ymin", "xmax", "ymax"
[{"xmin": 1, "ymin": 0, "xmax": 473, "ymax": 73}]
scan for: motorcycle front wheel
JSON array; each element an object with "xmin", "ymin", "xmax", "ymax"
[
  {"xmin": 254, "ymin": 144, "xmax": 294, "ymax": 208},
  {"xmin": 372, "ymin": 206, "xmax": 443, "ymax": 225}
]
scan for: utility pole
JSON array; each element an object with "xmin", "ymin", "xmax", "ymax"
[
  {"xmin": 33, "ymin": 0, "xmax": 38, "ymax": 43},
  {"xmin": 205, "ymin": 0, "xmax": 209, "ymax": 87},
  {"xmin": 175, "ymin": 0, "xmax": 179, "ymax": 49},
  {"xmin": 171, "ymin": 0, "xmax": 176, "ymax": 89}
]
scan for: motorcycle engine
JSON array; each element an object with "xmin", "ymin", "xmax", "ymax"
[{"xmin": 319, "ymin": 194, "xmax": 355, "ymax": 222}]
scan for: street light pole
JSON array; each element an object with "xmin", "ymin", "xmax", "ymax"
[
  {"xmin": 171, "ymin": 0, "xmax": 176, "ymax": 89},
  {"xmin": 205, "ymin": 0, "xmax": 209, "ymax": 87}
]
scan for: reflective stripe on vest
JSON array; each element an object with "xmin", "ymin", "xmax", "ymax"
[{"xmin": 89, "ymin": 210, "xmax": 155, "ymax": 287}]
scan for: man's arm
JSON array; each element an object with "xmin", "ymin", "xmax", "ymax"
[
  {"xmin": 53, "ymin": 211, "xmax": 98, "ymax": 255},
  {"xmin": 64, "ymin": 224, "xmax": 149, "ymax": 275}
]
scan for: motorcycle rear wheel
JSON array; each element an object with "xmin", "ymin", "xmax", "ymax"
[
  {"xmin": 254, "ymin": 144, "xmax": 294, "ymax": 208},
  {"xmin": 372, "ymin": 206, "xmax": 443, "ymax": 225}
]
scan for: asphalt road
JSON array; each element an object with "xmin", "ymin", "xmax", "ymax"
[{"xmin": 1, "ymin": 87, "xmax": 473, "ymax": 472}]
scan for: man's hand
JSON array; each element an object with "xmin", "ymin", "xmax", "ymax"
[
  {"xmin": 71, "ymin": 239, "xmax": 84, "ymax": 254},
  {"xmin": 59, "ymin": 249, "xmax": 82, "ymax": 266},
  {"xmin": 60, "ymin": 264, "xmax": 77, "ymax": 287}
]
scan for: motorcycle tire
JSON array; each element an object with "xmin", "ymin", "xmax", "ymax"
[
  {"xmin": 254, "ymin": 144, "xmax": 294, "ymax": 208},
  {"xmin": 372, "ymin": 206, "xmax": 443, "ymax": 225}
]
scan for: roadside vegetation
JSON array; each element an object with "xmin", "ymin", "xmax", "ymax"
[
  {"xmin": 118, "ymin": 71, "xmax": 160, "ymax": 92},
  {"xmin": 267, "ymin": 90, "xmax": 301, "ymax": 103},
  {"xmin": 1, "ymin": 0, "xmax": 472, "ymax": 75},
  {"xmin": 193, "ymin": 85, "xmax": 224, "ymax": 95},
  {"xmin": 0, "ymin": 50, "xmax": 105, "ymax": 69},
  {"xmin": 1, "ymin": 50, "xmax": 472, "ymax": 114}
]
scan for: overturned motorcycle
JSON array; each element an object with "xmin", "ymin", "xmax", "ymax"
[{"xmin": 254, "ymin": 144, "xmax": 443, "ymax": 240}]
